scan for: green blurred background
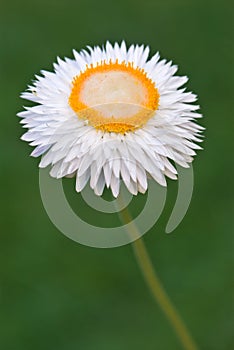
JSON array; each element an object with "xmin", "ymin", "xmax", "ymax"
[{"xmin": 0, "ymin": 0, "xmax": 232, "ymax": 349}]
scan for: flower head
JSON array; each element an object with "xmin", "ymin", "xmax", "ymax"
[{"xmin": 18, "ymin": 41, "xmax": 203, "ymax": 197}]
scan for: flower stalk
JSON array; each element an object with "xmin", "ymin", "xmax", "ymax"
[{"xmin": 118, "ymin": 199, "xmax": 199, "ymax": 350}]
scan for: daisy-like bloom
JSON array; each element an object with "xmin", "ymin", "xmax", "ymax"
[{"xmin": 18, "ymin": 41, "xmax": 203, "ymax": 197}]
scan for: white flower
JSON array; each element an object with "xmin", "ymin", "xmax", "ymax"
[{"xmin": 18, "ymin": 41, "xmax": 203, "ymax": 197}]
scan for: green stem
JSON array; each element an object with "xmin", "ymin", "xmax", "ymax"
[{"xmin": 118, "ymin": 200, "xmax": 199, "ymax": 350}]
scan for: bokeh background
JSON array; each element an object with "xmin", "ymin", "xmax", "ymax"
[{"xmin": 0, "ymin": 0, "xmax": 232, "ymax": 349}]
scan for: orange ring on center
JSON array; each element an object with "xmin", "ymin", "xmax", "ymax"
[{"xmin": 69, "ymin": 60, "xmax": 160, "ymax": 133}]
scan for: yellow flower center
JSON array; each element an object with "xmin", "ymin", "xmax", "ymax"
[{"xmin": 69, "ymin": 60, "xmax": 160, "ymax": 133}]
